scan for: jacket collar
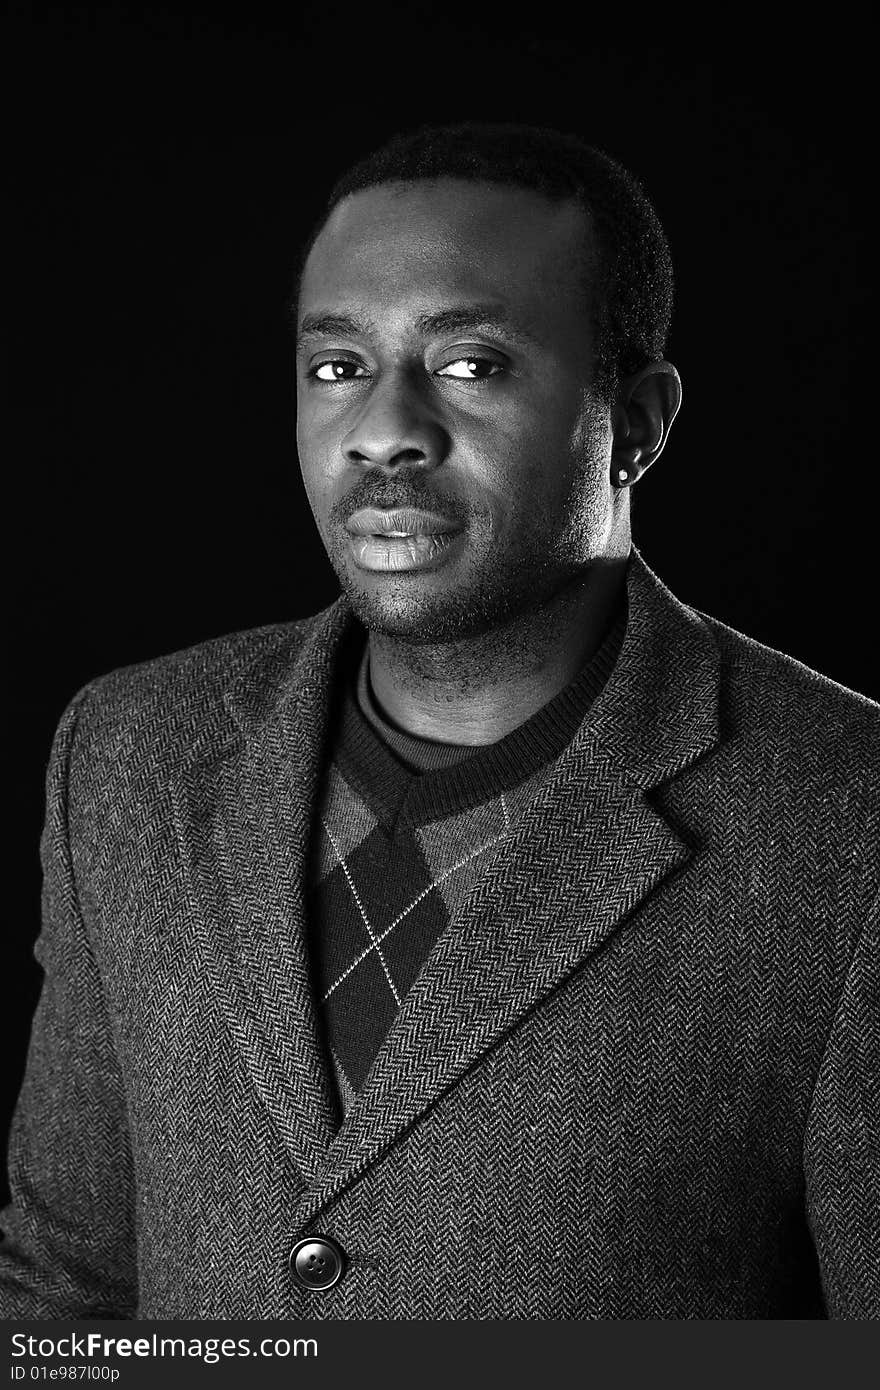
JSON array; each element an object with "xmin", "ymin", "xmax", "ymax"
[{"xmin": 172, "ymin": 544, "xmax": 721, "ymax": 1211}]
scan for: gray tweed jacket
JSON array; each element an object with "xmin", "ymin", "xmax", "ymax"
[{"xmin": 1, "ymin": 545, "xmax": 878, "ymax": 1320}]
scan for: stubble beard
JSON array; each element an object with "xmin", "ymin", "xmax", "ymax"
[{"xmin": 326, "ymin": 515, "xmax": 594, "ymax": 672}]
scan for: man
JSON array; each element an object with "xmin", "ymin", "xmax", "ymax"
[{"xmin": 1, "ymin": 122, "xmax": 877, "ymax": 1321}]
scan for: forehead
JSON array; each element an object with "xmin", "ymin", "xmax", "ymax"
[{"xmin": 299, "ymin": 178, "xmax": 592, "ymax": 329}]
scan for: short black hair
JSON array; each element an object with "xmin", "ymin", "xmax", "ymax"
[{"xmin": 293, "ymin": 121, "xmax": 674, "ymax": 402}]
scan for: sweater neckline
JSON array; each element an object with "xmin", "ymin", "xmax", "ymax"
[{"xmin": 330, "ymin": 593, "xmax": 628, "ymax": 832}]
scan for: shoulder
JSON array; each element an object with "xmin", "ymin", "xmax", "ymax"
[
  {"xmin": 658, "ymin": 602, "xmax": 880, "ymax": 950},
  {"xmin": 695, "ymin": 605, "xmax": 879, "ymax": 754},
  {"xmin": 50, "ymin": 613, "xmax": 324, "ymax": 781},
  {"xmin": 691, "ymin": 606, "xmax": 879, "ymax": 905}
]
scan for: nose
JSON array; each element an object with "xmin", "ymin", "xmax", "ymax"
[{"xmin": 341, "ymin": 372, "xmax": 449, "ymax": 471}]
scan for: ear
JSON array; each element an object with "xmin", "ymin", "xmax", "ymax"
[{"xmin": 610, "ymin": 362, "xmax": 682, "ymax": 487}]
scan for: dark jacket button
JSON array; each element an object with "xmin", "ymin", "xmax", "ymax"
[{"xmin": 289, "ymin": 1234, "xmax": 346, "ymax": 1290}]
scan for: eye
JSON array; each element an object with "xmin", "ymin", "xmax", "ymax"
[
  {"xmin": 436, "ymin": 357, "xmax": 504, "ymax": 381},
  {"xmin": 311, "ymin": 360, "xmax": 369, "ymax": 382}
]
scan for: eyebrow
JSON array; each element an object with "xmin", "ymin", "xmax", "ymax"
[{"xmin": 295, "ymin": 303, "xmax": 541, "ymax": 352}]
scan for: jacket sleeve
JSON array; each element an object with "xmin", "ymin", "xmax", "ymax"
[
  {"xmin": 0, "ymin": 687, "xmax": 138, "ymax": 1318},
  {"xmin": 803, "ymin": 890, "xmax": 880, "ymax": 1319}
]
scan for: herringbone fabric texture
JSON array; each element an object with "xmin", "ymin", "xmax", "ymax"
[
  {"xmin": 1, "ymin": 545, "xmax": 878, "ymax": 1320},
  {"xmin": 308, "ymin": 609, "xmax": 624, "ymax": 1112}
]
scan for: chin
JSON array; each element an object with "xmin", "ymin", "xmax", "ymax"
[
  {"xmin": 337, "ymin": 580, "xmax": 466, "ymax": 643},
  {"xmin": 337, "ymin": 567, "xmax": 542, "ymax": 646}
]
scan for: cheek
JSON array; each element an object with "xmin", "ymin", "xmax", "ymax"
[
  {"xmin": 500, "ymin": 408, "xmax": 613, "ymax": 561},
  {"xmin": 296, "ymin": 461, "xmax": 338, "ymax": 555},
  {"xmin": 487, "ymin": 404, "xmax": 610, "ymax": 541},
  {"xmin": 568, "ymin": 392, "xmax": 613, "ymax": 469},
  {"xmin": 561, "ymin": 468, "xmax": 610, "ymax": 551},
  {"xmin": 562, "ymin": 402, "xmax": 614, "ymax": 527},
  {"xmin": 296, "ymin": 417, "xmax": 336, "ymax": 507}
]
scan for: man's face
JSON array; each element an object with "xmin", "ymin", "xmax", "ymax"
[{"xmin": 295, "ymin": 177, "xmax": 620, "ymax": 643}]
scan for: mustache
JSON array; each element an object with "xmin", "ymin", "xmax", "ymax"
[{"xmin": 332, "ymin": 478, "xmax": 468, "ymax": 525}]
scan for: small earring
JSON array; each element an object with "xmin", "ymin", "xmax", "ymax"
[{"xmin": 617, "ymin": 468, "xmax": 629, "ymax": 484}]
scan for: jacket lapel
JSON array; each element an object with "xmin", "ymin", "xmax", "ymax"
[
  {"xmin": 288, "ymin": 546, "xmax": 722, "ymax": 1226},
  {"xmin": 170, "ymin": 603, "xmax": 354, "ymax": 1184}
]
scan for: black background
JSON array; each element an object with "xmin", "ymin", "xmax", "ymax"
[{"xmin": 5, "ymin": 5, "xmax": 875, "ymax": 1202}]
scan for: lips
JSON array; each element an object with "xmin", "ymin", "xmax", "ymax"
[
  {"xmin": 344, "ymin": 508, "xmax": 466, "ymax": 574},
  {"xmin": 345, "ymin": 507, "xmax": 460, "ymax": 538}
]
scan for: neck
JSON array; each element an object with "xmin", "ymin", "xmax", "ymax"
[{"xmin": 366, "ymin": 554, "xmax": 629, "ymax": 746}]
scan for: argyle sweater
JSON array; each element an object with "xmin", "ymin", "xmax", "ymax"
[{"xmin": 305, "ymin": 599, "xmax": 627, "ymax": 1122}]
